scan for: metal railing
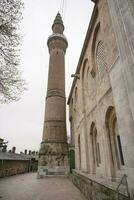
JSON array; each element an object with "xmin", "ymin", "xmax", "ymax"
[{"xmin": 116, "ymin": 174, "xmax": 131, "ymax": 200}]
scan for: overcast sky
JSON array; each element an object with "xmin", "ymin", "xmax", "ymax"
[{"xmin": 0, "ymin": 0, "xmax": 94, "ymax": 153}]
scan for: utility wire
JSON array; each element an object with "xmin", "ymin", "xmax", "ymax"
[
  {"xmin": 59, "ymin": 0, "xmax": 67, "ymax": 21},
  {"xmin": 60, "ymin": 0, "xmax": 64, "ymax": 17}
]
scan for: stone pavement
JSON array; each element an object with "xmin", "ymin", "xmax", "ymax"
[{"xmin": 0, "ymin": 173, "xmax": 86, "ymax": 200}]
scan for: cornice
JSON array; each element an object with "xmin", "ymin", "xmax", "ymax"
[{"xmin": 67, "ymin": 4, "xmax": 98, "ymax": 105}]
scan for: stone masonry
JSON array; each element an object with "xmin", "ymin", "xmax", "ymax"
[{"xmin": 68, "ymin": 0, "xmax": 134, "ymax": 198}]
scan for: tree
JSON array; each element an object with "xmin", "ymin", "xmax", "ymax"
[{"xmin": 0, "ymin": 0, "xmax": 25, "ymax": 103}]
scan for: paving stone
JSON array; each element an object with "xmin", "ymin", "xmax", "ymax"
[{"xmin": 0, "ymin": 173, "xmax": 86, "ymax": 200}]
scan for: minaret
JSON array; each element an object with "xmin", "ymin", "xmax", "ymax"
[{"xmin": 38, "ymin": 13, "xmax": 69, "ymax": 176}]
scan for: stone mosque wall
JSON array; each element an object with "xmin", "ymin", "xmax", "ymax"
[{"xmin": 68, "ymin": 0, "xmax": 134, "ymax": 198}]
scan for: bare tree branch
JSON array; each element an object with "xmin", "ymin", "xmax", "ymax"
[{"xmin": 0, "ymin": 0, "xmax": 26, "ymax": 103}]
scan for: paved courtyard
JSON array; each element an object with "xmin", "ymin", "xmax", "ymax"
[{"xmin": 0, "ymin": 173, "xmax": 86, "ymax": 200}]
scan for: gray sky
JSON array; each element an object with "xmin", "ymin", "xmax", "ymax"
[{"xmin": 0, "ymin": 0, "xmax": 94, "ymax": 153}]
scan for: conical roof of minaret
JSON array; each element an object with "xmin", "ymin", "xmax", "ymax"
[
  {"xmin": 48, "ymin": 12, "xmax": 68, "ymax": 49},
  {"xmin": 52, "ymin": 12, "xmax": 64, "ymax": 32},
  {"xmin": 54, "ymin": 12, "xmax": 63, "ymax": 25}
]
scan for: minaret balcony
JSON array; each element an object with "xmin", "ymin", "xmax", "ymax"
[{"xmin": 47, "ymin": 33, "xmax": 68, "ymax": 52}]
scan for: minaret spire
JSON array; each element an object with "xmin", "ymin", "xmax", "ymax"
[
  {"xmin": 52, "ymin": 12, "xmax": 64, "ymax": 34},
  {"xmin": 38, "ymin": 13, "xmax": 69, "ymax": 177}
]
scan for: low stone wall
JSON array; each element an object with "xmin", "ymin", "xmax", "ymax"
[
  {"xmin": 70, "ymin": 170, "xmax": 129, "ymax": 200},
  {"xmin": 0, "ymin": 160, "xmax": 30, "ymax": 178}
]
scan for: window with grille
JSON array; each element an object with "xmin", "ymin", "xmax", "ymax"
[
  {"xmin": 129, "ymin": 0, "xmax": 134, "ymax": 16},
  {"xmin": 96, "ymin": 41, "xmax": 107, "ymax": 80},
  {"xmin": 131, "ymin": 0, "xmax": 134, "ymax": 9}
]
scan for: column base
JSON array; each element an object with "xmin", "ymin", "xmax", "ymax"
[
  {"xmin": 37, "ymin": 165, "xmax": 69, "ymax": 178},
  {"xmin": 38, "ymin": 141, "xmax": 69, "ymax": 178}
]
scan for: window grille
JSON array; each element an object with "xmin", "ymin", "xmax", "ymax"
[
  {"xmin": 131, "ymin": 0, "xmax": 134, "ymax": 9},
  {"xmin": 96, "ymin": 41, "xmax": 107, "ymax": 80}
]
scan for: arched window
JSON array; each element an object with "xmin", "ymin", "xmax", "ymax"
[
  {"xmin": 82, "ymin": 59, "xmax": 89, "ymax": 112},
  {"xmin": 90, "ymin": 122, "xmax": 101, "ymax": 173},
  {"xmin": 71, "ymin": 98, "xmax": 73, "ymax": 112},
  {"xmin": 78, "ymin": 134, "xmax": 81, "ymax": 169},
  {"xmin": 115, "ymin": 121, "xmax": 124, "ymax": 166},
  {"xmin": 88, "ymin": 71, "xmax": 94, "ymax": 96},
  {"xmin": 96, "ymin": 41, "xmax": 107, "ymax": 80},
  {"xmin": 74, "ymin": 87, "xmax": 78, "ymax": 111},
  {"xmin": 70, "ymin": 99, "xmax": 75, "ymax": 145},
  {"xmin": 105, "ymin": 106, "xmax": 124, "ymax": 177},
  {"xmin": 82, "ymin": 59, "xmax": 89, "ymax": 92},
  {"xmin": 91, "ymin": 22, "xmax": 100, "ymax": 76}
]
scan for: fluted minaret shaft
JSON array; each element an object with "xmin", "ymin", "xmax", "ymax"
[
  {"xmin": 38, "ymin": 13, "xmax": 69, "ymax": 177},
  {"xmin": 43, "ymin": 13, "xmax": 68, "ymax": 142}
]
